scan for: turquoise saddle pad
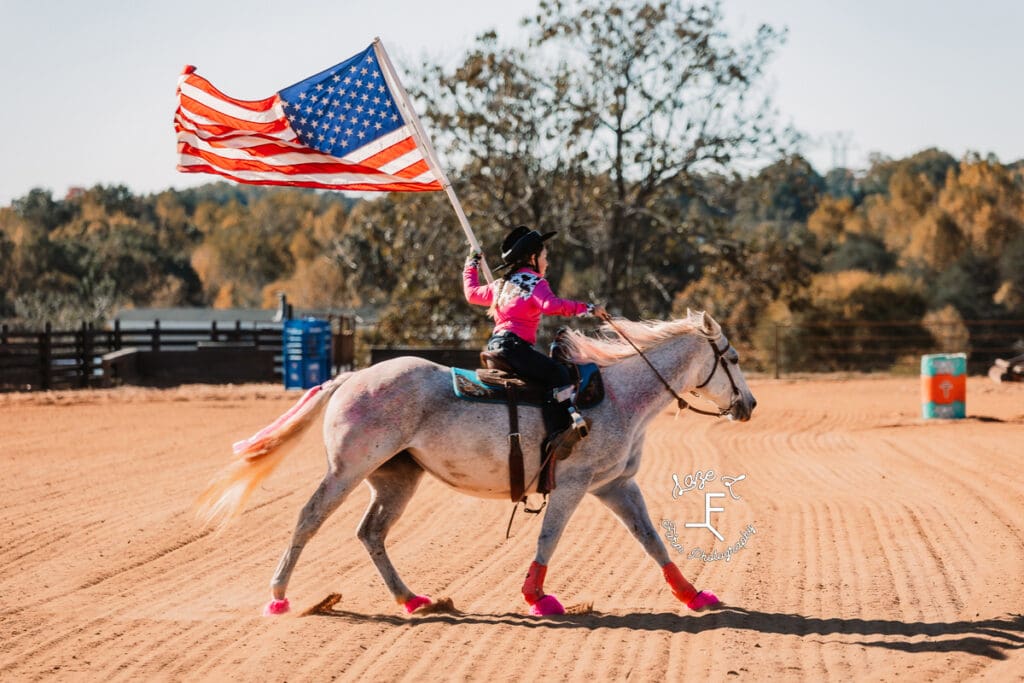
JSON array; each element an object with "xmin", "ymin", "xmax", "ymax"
[{"xmin": 451, "ymin": 363, "xmax": 604, "ymax": 409}]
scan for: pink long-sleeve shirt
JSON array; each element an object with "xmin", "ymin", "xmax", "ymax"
[{"xmin": 463, "ymin": 263, "xmax": 591, "ymax": 345}]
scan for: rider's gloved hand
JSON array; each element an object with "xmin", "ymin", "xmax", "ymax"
[{"xmin": 465, "ymin": 247, "xmax": 482, "ymax": 268}]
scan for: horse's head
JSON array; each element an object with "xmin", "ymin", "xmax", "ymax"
[{"xmin": 685, "ymin": 310, "xmax": 757, "ymax": 422}]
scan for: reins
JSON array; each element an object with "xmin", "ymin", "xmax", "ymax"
[{"xmin": 599, "ymin": 313, "xmax": 733, "ymax": 418}]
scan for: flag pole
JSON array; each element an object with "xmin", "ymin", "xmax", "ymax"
[{"xmin": 373, "ymin": 37, "xmax": 494, "ymax": 283}]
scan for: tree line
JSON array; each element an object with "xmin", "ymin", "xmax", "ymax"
[{"xmin": 2, "ymin": 0, "xmax": 1022, "ymax": 368}]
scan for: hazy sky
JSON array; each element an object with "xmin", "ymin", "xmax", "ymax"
[{"xmin": 1, "ymin": 0, "xmax": 1022, "ymax": 206}]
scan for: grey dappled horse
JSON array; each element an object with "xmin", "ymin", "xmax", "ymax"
[{"xmin": 197, "ymin": 310, "xmax": 756, "ymax": 616}]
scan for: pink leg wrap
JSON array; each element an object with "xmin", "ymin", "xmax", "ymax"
[
  {"xmin": 263, "ymin": 598, "xmax": 290, "ymax": 616},
  {"xmin": 687, "ymin": 590, "xmax": 721, "ymax": 610},
  {"xmin": 522, "ymin": 561, "xmax": 547, "ymax": 606},
  {"xmin": 529, "ymin": 594, "xmax": 565, "ymax": 616},
  {"xmin": 403, "ymin": 595, "xmax": 432, "ymax": 614},
  {"xmin": 662, "ymin": 562, "xmax": 698, "ymax": 605}
]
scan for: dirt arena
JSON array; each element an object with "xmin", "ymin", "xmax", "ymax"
[{"xmin": 2, "ymin": 376, "xmax": 1022, "ymax": 681}]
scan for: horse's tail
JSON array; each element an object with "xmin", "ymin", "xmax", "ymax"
[{"xmin": 195, "ymin": 372, "xmax": 355, "ymax": 530}]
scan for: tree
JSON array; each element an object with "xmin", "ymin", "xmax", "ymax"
[{"xmin": 418, "ymin": 0, "xmax": 789, "ymax": 318}]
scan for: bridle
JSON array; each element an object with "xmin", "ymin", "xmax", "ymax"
[
  {"xmin": 690, "ymin": 337, "xmax": 743, "ymax": 416},
  {"xmin": 602, "ymin": 315, "xmax": 741, "ymax": 418}
]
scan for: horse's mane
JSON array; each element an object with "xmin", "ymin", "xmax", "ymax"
[{"xmin": 560, "ymin": 310, "xmax": 722, "ymax": 367}]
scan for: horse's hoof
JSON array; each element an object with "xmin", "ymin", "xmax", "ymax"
[
  {"xmin": 687, "ymin": 590, "xmax": 720, "ymax": 611},
  {"xmin": 404, "ymin": 595, "xmax": 433, "ymax": 614},
  {"xmin": 263, "ymin": 598, "xmax": 291, "ymax": 616},
  {"xmin": 529, "ymin": 595, "xmax": 566, "ymax": 616}
]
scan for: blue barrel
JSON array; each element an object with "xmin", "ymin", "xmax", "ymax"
[{"xmin": 283, "ymin": 318, "xmax": 331, "ymax": 389}]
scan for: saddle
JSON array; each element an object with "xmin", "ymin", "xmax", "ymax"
[{"xmin": 450, "ymin": 353, "xmax": 604, "ymax": 503}]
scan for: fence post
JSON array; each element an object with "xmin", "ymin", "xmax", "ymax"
[
  {"xmin": 39, "ymin": 322, "xmax": 52, "ymax": 390},
  {"xmin": 235, "ymin": 320, "xmax": 242, "ymax": 343},
  {"xmin": 153, "ymin": 319, "xmax": 161, "ymax": 352},
  {"xmin": 1, "ymin": 323, "xmax": 7, "ymax": 345},
  {"xmin": 211, "ymin": 320, "xmax": 218, "ymax": 342},
  {"xmin": 79, "ymin": 321, "xmax": 88, "ymax": 388},
  {"xmin": 774, "ymin": 324, "xmax": 781, "ymax": 379},
  {"xmin": 114, "ymin": 319, "xmax": 122, "ymax": 351}
]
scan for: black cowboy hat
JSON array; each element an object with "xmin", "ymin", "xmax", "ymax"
[{"xmin": 495, "ymin": 226, "xmax": 556, "ymax": 271}]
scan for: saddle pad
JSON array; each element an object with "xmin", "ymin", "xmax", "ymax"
[{"xmin": 451, "ymin": 363, "xmax": 604, "ymax": 409}]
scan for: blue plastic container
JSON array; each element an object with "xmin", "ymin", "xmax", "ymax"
[{"xmin": 283, "ymin": 318, "xmax": 331, "ymax": 389}]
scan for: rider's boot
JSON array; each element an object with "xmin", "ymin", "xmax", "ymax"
[
  {"xmin": 544, "ymin": 385, "xmax": 591, "ymax": 461},
  {"xmin": 545, "ymin": 417, "xmax": 593, "ymax": 461}
]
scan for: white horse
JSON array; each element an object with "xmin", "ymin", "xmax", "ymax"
[{"xmin": 197, "ymin": 310, "xmax": 756, "ymax": 616}]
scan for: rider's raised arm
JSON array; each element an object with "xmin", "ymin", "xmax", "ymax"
[{"xmin": 462, "ymin": 252, "xmax": 492, "ymax": 307}]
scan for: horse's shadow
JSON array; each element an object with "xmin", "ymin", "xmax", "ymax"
[{"xmin": 308, "ymin": 600, "xmax": 1024, "ymax": 661}]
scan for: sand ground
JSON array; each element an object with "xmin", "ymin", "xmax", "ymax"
[{"xmin": 1, "ymin": 376, "xmax": 1023, "ymax": 681}]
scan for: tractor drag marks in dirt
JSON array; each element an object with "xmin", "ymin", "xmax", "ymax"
[{"xmin": 1, "ymin": 378, "xmax": 1022, "ymax": 681}]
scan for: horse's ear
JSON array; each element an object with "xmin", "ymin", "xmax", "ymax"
[
  {"xmin": 700, "ymin": 311, "xmax": 712, "ymax": 335},
  {"xmin": 700, "ymin": 311, "xmax": 722, "ymax": 337}
]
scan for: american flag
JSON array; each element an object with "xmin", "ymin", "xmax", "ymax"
[{"xmin": 175, "ymin": 43, "xmax": 442, "ymax": 192}]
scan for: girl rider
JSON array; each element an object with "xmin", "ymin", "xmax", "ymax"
[{"xmin": 463, "ymin": 226, "xmax": 607, "ymax": 461}]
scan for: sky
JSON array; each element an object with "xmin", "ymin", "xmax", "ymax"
[{"xmin": 1, "ymin": 0, "xmax": 1022, "ymax": 207}]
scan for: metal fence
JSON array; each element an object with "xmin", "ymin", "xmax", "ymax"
[{"xmin": 770, "ymin": 319, "xmax": 1024, "ymax": 377}]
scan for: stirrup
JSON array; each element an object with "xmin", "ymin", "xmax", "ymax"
[{"xmin": 569, "ymin": 408, "xmax": 588, "ymax": 438}]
